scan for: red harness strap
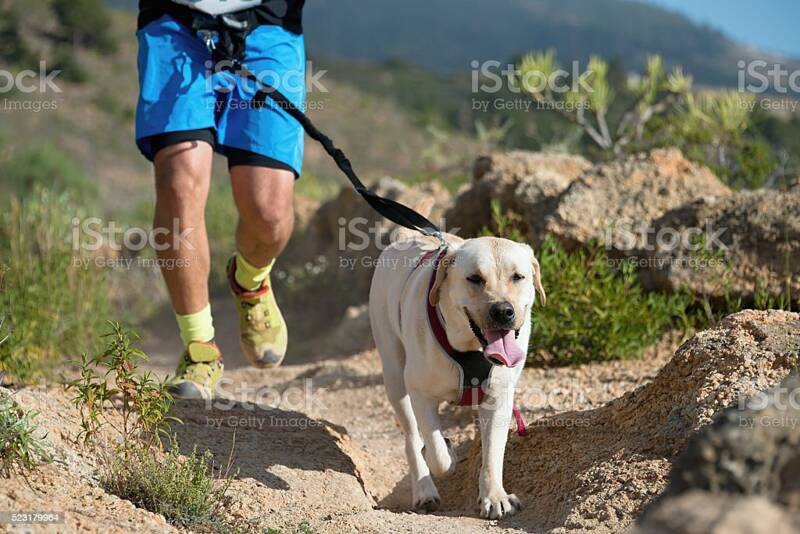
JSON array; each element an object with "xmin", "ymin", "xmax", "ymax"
[{"xmin": 417, "ymin": 248, "xmax": 527, "ymax": 436}]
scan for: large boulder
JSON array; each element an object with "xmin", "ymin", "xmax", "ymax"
[
  {"xmin": 661, "ymin": 371, "xmax": 800, "ymax": 502},
  {"xmin": 638, "ymin": 370, "xmax": 800, "ymax": 533},
  {"xmin": 546, "ymin": 148, "xmax": 731, "ymax": 250},
  {"xmin": 637, "ymin": 183, "xmax": 800, "ymax": 302},
  {"xmin": 297, "ymin": 176, "xmax": 451, "ymax": 296},
  {"xmin": 439, "ymin": 310, "xmax": 800, "ymax": 532},
  {"xmin": 281, "ymin": 178, "xmax": 451, "ymax": 359},
  {"xmin": 637, "ymin": 491, "xmax": 799, "ymax": 534},
  {"xmin": 445, "ymin": 150, "xmax": 590, "ymax": 245}
]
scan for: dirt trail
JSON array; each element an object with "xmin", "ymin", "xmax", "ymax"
[
  {"xmin": 1, "ymin": 322, "xmax": 677, "ymax": 533},
  {"xmin": 148, "ymin": 318, "xmax": 677, "ymax": 531}
]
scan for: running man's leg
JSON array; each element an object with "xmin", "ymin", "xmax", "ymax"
[
  {"xmin": 214, "ymin": 22, "xmax": 305, "ymax": 367},
  {"xmin": 135, "ymin": 14, "xmax": 222, "ymax": 397},
  {"xmin": 224, "ymin": 164, "xmax": 294, "ymax": 368},
  {"xmin": 231, "ymin": 165, "xmax": 295, "ymax": 270},
  {"xmin": 152, "ymin": 140, "xmax": 213, "ymax": 318},
  {"xmin": 152, "ymin": 139, "xmax": 223, "ymax": 399}
]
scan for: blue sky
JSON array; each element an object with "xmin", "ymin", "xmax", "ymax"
[{"xmin": 642, "ymin": 0, "xmax": 800, "ymax": 58}]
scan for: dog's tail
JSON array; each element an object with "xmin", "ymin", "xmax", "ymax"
[{"xmin": 393, "ymin": 197, "xmax": 435, "ymax": 243}]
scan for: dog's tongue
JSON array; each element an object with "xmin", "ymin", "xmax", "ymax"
[{"xmin": 484, "ymin": 329, "xmax": 525, "ymax": 367}]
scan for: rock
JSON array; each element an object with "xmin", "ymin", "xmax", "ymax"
[
  {"xmin": 445, "ymin": 150, "xmax": 590, "ymax": 245},
  {"xmin": 439, "ymin": 310, "xmax": 800, "ymax": 533},
  {"xmin": 4, "ymin": 386, "xmax": 377, "ymax": 533},
  {"xmin": 546, "ymin": 148, "xmax": 731, "ymax": 250},
  {"xmin": 637, "ymin": 491, "xmax": 800, "ymax": 534},
  {"xmin": 656, "ymin": 372, "xmax": 800, "ymax": 505},
  {"xmin": 293, "ymin": 194, "xmax": 321, "ymax": 233},
  {"xmin": 318, "ymin": 304, "xmax": 374, "ymax": 358},
  {"xmin": 283, "ymin": 178, "xmax": 451, "ymax": 358},
  {"xmin": 308, "ymin": 177, "xmax": 451, "ymax": 252},
  {"xmin": 637, "ymin": 183, "xmax": 800, "ymax": 302},
  {"xmin": 638, "ymin": 370, "xmax": 800, "ymax": 533}
]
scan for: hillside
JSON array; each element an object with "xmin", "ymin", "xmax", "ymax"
[
  {"xmin": 0, "ymin": 6, "xmax": 479, "ymax": 209},
  {"xmin": 111, "ymin": 0, "xmax": 799, "ymax": 88},
  {"xmin": 304, "ymin": 0, "xmax": 800, "ymax": 88}
]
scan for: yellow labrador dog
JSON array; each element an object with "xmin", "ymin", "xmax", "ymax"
[{"xmin": 369, "ymin": 207, "xmax": 545, "ymax": 519}]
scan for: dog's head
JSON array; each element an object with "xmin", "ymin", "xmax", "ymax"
[{"xmin": 429, "ymin": 237, "xmax": 545, "ymax": 367}]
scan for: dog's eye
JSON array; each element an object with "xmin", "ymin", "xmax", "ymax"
[
  {"xmin": 466, "ymin": 274, "xmax": 484, "ymax": 285},
  {"xmin": 512, "ymin": 273, "xmax": 525, "ymax": 282}
]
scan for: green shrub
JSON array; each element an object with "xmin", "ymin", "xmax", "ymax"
[
  {"xmin": 530, "ymin": 237, "xmax": 689, "ymax": 365},
  {"xmin": 203, "ymin": 180, "xmax": 239, "ymax": 286},
  {"xmin": 0, "ymin": 6, "xmax": 34, "ymax": 67},
  {"xmin": 102, "ymin": 445, "xmax": 234, "ymax": 530},
  {"xmin": 482, "ymin": 201, "xmax": 689, "ymax": 365},
  {"xmin": 68, "ymin": 322, "xmax": 176, "ymax": 449},
  {"xmin": 68, "ymin": 324, "xmax": 237, "ymax": 531},
  {"xmin": 0, "ymin": 188, "xmax": 110, "ymax": 382},
  {"xmin": 52, "ymin": 0, "xmax": 117, "ymax": 53},
  {"xmin": 0, "ymin": 394, "xmax": 49, "ymax": 477},
  {"xmin": 53, "ymin": 48, "xmax": 90, "ymax": 84},
  {"xmin": 0, "ymin": 143, "xmax": 97, "ymax": 199}
]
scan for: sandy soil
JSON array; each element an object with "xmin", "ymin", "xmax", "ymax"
[{"xmin": 0, "ymin": 326, "xmax": 678, "ymax": 533}]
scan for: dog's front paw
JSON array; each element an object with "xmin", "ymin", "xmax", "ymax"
[
  {"xmin": 478, "ymin": 489, "xmax": 522, "ymax": 519},
  {"xmin": 412, "ymin": 476, "xmax": 441, "ymax": 513}
]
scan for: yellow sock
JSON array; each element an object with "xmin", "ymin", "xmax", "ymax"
[
  {"xmin": 235, "ymin": 254, "xmax": 274, "ymax": 291},
  {"xmin": 176, "ymin": 304, "xmax": 215, "ymax": 346}
]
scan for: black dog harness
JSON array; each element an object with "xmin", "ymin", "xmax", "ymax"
[
  {"xmin": 418, "ymin": 248, "xmax": 527, "ymax": 436},
  {"xmin": 418, "ymin": 248, "xmax": 492, "ymax": 407}
]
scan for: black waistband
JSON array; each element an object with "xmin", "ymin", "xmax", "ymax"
[{"xmin": 137, "ymin": 0, "xmax": 305, "ymax": 35}]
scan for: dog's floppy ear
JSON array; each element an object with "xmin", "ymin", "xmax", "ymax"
[
  {"xmin": 528, "ymin": 245, "xmax": 546, "ymax": 306},
  {"xmin": 429, "ymin": 252, "xmax": 454, "ymax": 307}
]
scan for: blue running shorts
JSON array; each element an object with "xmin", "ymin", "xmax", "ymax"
[{"xmin": 136, "ymin": 15, "xmax": 306, "ymax": 175}]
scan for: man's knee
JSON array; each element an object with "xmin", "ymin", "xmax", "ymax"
[
  {"xmin": 154, "ymin": 143, "xmax": 212, "ymax": 209},
  {"xmin": 232, "ymin": 166, "xmax": 295, "ymax": 246},
  {"xmin": 240, "ymin": 200, "xmax": 294, "ymax": 244}
]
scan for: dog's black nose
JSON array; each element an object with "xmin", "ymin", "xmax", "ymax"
[{"xmin": 489, "ymin": 301, "xmax": 515, "ymax": 325}]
